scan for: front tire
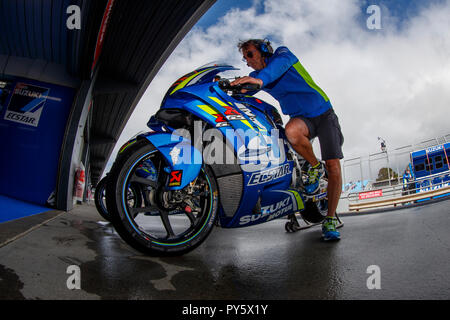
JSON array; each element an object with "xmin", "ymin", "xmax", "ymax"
[{"xmin": 106, "ymin": 139, "xmax": 219, "ymax": 256}]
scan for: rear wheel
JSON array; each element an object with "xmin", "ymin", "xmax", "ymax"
[
  {"xmin": 300, "ymin": 160, "xmax": 329, "ymax": 224},
  {"xmin": 301, "ymin": 198, "xmax": 328, "ymax": 223},
  {"xmin": 94, "ymin": 176, "xmax": 109, "ymax": 221},
  {"xmin": 106, "ymin": 139, "xmax": 218, "ymax": 256},
  {"xmin": 95, "ymin": 176, "xmax": 142, "ymax": 222}
]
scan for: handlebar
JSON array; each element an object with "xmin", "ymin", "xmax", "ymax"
[{"xmin": 218, "ymin": 79, "xmax": 261, "ymax": 94}]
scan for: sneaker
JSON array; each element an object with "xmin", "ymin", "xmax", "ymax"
[
  {"xmin": 304, "ymin": 162, "xmax": 325, "ymax": 194},
  {"xmin": 322, "ymin": 216, "xmax": 341, "ymax": 241}
]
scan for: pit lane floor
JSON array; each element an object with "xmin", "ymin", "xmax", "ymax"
[{"xmin": 0, "ymin": 199, "xmax": 449, "ymax": 300}]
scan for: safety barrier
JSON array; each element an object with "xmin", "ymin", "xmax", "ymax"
[
  {"xmin": 342, "ymin": 133, "xmax": 450, "ymax": 193},
  {"xmin": 349, "ymin": 186, "xmax": 450, "ymax": 211},
  {"xmin": 348, "ymin": 171, "xmax": 450, "ymax": 211}
]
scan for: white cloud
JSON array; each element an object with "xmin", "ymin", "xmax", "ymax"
[{"xmin": 106, "ymin": 0, "xmax": 450, "ymax": 176}]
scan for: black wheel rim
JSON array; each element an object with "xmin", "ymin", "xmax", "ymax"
[{"xmin": 121, "ymin": 150, "xmax": 214, "ymax": 246}]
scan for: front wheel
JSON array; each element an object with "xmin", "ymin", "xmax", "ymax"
[{"xmin": 105, "ymin": 139, "xmax": 219, "ymax": 256}]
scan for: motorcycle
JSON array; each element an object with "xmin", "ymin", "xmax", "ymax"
[
  {"xmin": 94, "ymin": 174, "xmax": 143, "ymax": 222},
  {"xmin": 94, "ymin": 131, "xmax": 153, "ymax": 222},
  {"xmin": 105, "ymin": 62, "xmax": 338, "ymax": 256}
]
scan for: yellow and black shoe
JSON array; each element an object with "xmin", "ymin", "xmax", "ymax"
[
  {"xmin": 322, "ymin": 216, "xmax": 341, "ymax": 241},
  {"xmin": 304, "ymin": 162, "xmax": 325, "ymax": 194}
]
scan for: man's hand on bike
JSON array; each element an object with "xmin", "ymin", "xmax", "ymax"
[{"xmin": 230, "ymin": 76, "xmax": 263, "ymax": 93}]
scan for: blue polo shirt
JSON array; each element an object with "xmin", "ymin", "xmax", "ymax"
[{"xmin": 250, "ymin": 46, "xmax": 332, "ymax": 118}]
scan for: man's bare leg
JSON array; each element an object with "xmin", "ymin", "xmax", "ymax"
[
  {"xmin": 324, "ymin": 159, "xmax": 342, "ymax": 218},
  {"xmin": 285, "ymin": 118, "xmax": 342, "ymax": 218},
  {"xmin": 285, "ymin": 118, "xmax": 318, "ymax": 167}
]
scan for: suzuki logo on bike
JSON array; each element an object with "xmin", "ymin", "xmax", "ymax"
[
  {"xmin": 223, "ymin": 105, "xmax": 240, "ymax": 116},
  {"xmin": 213, "ymin": 113, "xmax": 227, "ymax": 123},
  {"xmin": 169, "ymin": 170, "xmax": 183, "ymax": 187},
  {"xmin": 261, "ymin": 198, "xmax": 290, "ymax": 214},
  {"xmin": 238, "ymin": 132, "xmax": 286, "ymax": 172},
  {"xmin": 239, "ymin": 197, "xmax": 293, "ymax": 225}
]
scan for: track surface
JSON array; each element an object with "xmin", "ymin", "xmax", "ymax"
[{"xmin": 0, "ymin": 199, "xmax": 449, "ymax": 300}]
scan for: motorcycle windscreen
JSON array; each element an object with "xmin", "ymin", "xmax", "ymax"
[{"xmin": 161, "ymin": 63, "xmax": 238, "ymax": 106}]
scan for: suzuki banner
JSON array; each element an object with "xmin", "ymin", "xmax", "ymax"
[{"xmin": 0, "ymin": 76, "xmax": 75, "ymax": 205}]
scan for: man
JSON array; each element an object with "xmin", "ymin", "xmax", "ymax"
[
  {"xmin": 402, "ymin": 168, "xmax": 412, "ymax": 196},
  {"xmin": 231, "ymin": 39, "xmax": 344, "ymax": 241}
]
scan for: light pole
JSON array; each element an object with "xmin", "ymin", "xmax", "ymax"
[
  {"xmin": 378, "ymin": 137, "xmax": 386, "ymax": 153},
  {"xmin": 378, "ymin": 137, "xmax": 391, "ymax": 186}
]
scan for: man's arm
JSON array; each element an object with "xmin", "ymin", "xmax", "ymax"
[
  {"xmin": 255, "ymin": 47, "xmax": 298, "ymax": 87},
  {"xmin": 230, "ymin": 47, "xmax": 298, "ymax": 89}
]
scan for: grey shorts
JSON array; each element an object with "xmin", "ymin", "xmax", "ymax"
[{"xmin": 292, "ymin": 108, "xmax": 344, "ymax": 160}]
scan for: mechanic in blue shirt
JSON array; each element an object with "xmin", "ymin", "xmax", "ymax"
[
  {"xmin": 231, "ymin": 39, "xmax": 344, "ymax": 241},
  {"xmin": 402, "ymin": 168, "xmax": 412, "ymax": 195}
]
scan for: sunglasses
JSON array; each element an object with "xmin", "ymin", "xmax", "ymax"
[{"xmin": 242, "ymin": 50, "xmax": 255, "ymax": 62}]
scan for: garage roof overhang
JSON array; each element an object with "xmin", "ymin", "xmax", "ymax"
[{"xmin": 1, "ymin": 0, "xmax": 216, "ymax": 187}]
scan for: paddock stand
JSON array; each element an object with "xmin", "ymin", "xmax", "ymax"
[{"xmin": 285, "ymin": 212, "xmax": 344, "ymax": 233}]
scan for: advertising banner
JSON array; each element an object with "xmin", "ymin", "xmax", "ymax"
[
  {"xmin": 358, "ymin": 189, "xmax": 383, "ymax": 200},
  {"xmin": 0, "ymin": 76, "xmax": 75, "ymax": 205},
  {"xmin": 3, "ymin": 82, "xmax": 54, "ymax": 127},
  {"xmin": 0, "ymin": 80, "xmax": 13, "ymax": 114}
]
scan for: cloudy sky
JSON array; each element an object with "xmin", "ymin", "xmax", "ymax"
[{"xmin": 105, "ymin": 0, "xmax": 450, "ymax": 178}]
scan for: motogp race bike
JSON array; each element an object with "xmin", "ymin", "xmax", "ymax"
[
  {"xmin": 94, "ymin": 173, "xmax": 142, "ymax": 222},
  {"xmin": 105, "ymin": 63, "xmax": 340, "ymax": 256}
]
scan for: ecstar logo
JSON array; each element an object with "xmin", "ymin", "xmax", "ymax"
[
  {"xmin": 247, "ymin": 164, "xmax": 291, "ymax": 185},
  {"xmin": 4, "ymin": 83, "xmax": 50, "ymax": 127}
]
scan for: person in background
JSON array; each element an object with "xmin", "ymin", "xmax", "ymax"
[{"xmin": 402, "ymin": 167, "xmax": 412, "ymax": 196}]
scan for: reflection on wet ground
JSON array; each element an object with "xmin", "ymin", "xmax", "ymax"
[{"xmin": 1, "ymin": 200, "xmax": 450, "ymax": 300}]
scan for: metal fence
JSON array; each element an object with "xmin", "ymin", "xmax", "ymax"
[
  {"xmin": 342, "ymin": 133, "xmax": 450, "ymax": 193},
  {"xmin": 346, "ymin": 170, "xmax": 450, "ymax": 212},
  {"xmin": 347, "ymin": 170, "xmax": 450, "ymax": 203}
]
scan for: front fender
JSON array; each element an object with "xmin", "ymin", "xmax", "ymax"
[{"xmin": 140, "ymin": 132, "xmax": 202, "ymax": 190}]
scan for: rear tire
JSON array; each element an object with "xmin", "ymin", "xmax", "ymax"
[
  {"xmin": 94, "ymin": 176, "xmax": 110, "ymax": 221},
  {"xmin": 95, "ymin": 176, "xmax": 142, "ymax": 222},
  {"xmin": 106, "ymin": 139, "xmax": 218, "ymax": 256},
  {"xmin": 299, "ymin": 160, "xmax": 329, "ymax": 223},
  {"xmin": 301, "ymin": 199, "xmax": 328, "ymax": 224}
]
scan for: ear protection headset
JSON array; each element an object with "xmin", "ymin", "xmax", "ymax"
[{"xmin": 256, "ymin": 39, "xmax": 273, "ymax": 57}]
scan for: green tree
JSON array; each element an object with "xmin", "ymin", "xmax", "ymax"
[{"xmin": 376, "ymin": 167, "xmax": 398, "ymax": 181}]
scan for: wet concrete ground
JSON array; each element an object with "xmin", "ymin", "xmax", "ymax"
[{"xmin": 0, "ymin": 199, "xmax": 449, "ymax": 300}]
